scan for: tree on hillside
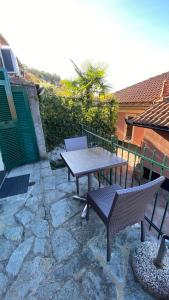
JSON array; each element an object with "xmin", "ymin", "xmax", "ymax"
[{"xmin": 22, "ymin": 65, "xmax": 61, "ymax": 85}]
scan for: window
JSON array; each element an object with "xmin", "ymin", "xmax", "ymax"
[
  {"xmin": 1, "ymin": 48, "xmax": 14, "ymax": 72},
  {"xmin": 125, "ymin": 116, "xmax": 134, "ymax": 140},
  {"xmin": 0, "ymin": 46, "xmax": 20, "ymax": 75}
]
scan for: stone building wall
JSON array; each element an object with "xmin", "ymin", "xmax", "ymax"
[
  {"xmin": 26, "ymin": 84, "xmax": 47, "ymax": 159},
  {"xmin": 10, "ymin": 76, "xmax": 47, "ymax": 159}
]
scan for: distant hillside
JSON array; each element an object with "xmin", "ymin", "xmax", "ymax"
[{"xmin": 22, "ymin": 65, "xmax": 61, "ymax": 85}]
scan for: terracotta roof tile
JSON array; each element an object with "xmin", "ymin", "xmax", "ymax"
[
  {"xmin": 115, "ymin": 72, "xmax": 169, "ymax": 104},
  {"xmin": 127, "ymin": 96, "xmax": 169, "ymax": 130}
]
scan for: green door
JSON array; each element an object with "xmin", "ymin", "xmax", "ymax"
[
  {"xmin": 11, "ymin": 85, "xmax": 39, "ymax": 163},
  {"xmin": 0, "ymin": 68, "xmax": 39, "ymax": 170},
  {"xmin": 0, "ymin": 68, "xmax": 26, "ymax": 170}
]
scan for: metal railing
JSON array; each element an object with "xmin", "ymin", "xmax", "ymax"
[{"xmin": 81, "ymin": 124, "xmax": 169, "ymax": 239}]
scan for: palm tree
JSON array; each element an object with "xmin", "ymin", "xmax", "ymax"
[{"xmin": 70, "ymin": 60, "xmax": 111, "ymax": 103}]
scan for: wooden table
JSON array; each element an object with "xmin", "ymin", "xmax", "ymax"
[{"xmin": 61, "ymin": 147, "xmax": 127, "ymax": 217}]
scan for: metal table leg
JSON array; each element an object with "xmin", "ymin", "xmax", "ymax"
[
  {"xmin": 73, "ymin": 195, "xmax": 86, "ymax": 202},
  {"xmin": 81, "ymin": 173, "xmax": 92, "ymax": 218}
]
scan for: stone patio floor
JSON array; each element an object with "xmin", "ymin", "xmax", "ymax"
[{"xmin": 0, "ymin": 160, "xmax": 158, "ymax": 300}]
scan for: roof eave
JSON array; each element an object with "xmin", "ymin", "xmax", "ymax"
[{"xmin": 125, "ymin": 119, "xmax": 169, "ymax": 132}]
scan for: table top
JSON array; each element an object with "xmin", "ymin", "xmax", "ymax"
[{"xmin": 61, "ymin": 147, "xmax": 127, "ymax": 177}]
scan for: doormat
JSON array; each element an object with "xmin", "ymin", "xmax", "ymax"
[
  {"xmin": 0, "ymin": 174, "xmax": 30, "ymax": 198},
  {"xmin": 0, "ymin": 171, "xmax": 6, "ymax": 187}
]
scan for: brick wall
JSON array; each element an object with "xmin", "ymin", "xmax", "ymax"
[
  {"xmin": 116, "ymin": 112, "xmax": 126, "ymax": 140},
  {"xmin": 143, "ymin": 129, "xmax": 169, "ymax": 157},
  {"xmin": 142, "ymin": 129, "xmax": 169, "ymax": 177},
  {"xmin": 132, "ymin": 126, "xmax": 145, "ymax": 146},
  {"xmin": 116, "ymin": 112, "xmax": 145, "ymax": 146}
]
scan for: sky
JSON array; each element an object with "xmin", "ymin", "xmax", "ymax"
[{"xmin": 1, "ymin": 0, "xmax": 169, "ymax": 91}]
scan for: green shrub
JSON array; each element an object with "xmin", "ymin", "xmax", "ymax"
[{"xmin": 39, "ymin": 85, "xmax": 118, "ymax": 151}]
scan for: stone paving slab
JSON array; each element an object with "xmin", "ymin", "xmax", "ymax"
[
  {"xmin": 4, "ymin": 226, "xmax": 23, "ymax": 242},
  {"xmin": 30, "ymin": 219, "xmax": 49, "ymax": 238},
  {"xmin": 44, "ymin": 189, "xmax": 66, "ymax": 206},
  {"xmin": 50, "ymin": 198, "xmax": 81, "ymax": 228},
  {"xmin": 51, "ymin": 228, "xmax": 79, "ymax": 263},
  {"xmin": 5, "ymin": 256, "xmax": 54, "ymax": 300},
  {"xmin": 6, "ymin": 237, "xmax": 34, "ymax": 276},
  {"xmin": 0, "ymin": 162, "xmax": 158, "ymax": 299}
]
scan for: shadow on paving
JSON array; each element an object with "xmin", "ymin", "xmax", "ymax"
[{"xmin": 0, "ymin": 163, "xmax": 157, "ymax": 299}]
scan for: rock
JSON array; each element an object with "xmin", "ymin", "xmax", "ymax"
[
  {"xmin": 54, "ymin": 174, "xmax": 68, "ymax": 185},
  {"xmin": 0, "ymin": 238, "xmax": 13, "ymax": 261},
  {"xmin": 0, "ymin": 196, "xmax": 26, "ymax": 219},
  {"xmin": 15, "ymin": 209, "xmax": 34, "ymax": 226},
  {"xmin": 68, "ymin": 211, "xmax": 103, "ymax": 247},
  {"xmin": 31, "ymin": 183, "xmax": 42, "ymax": 196},
  {"xmin": 4, "ymin": 226, "xmax": 23, "ymax": 242},
  {"xmin": 52, "ymin": 167, "xmax": 67, "ymax": 180},
  {"xmin": 29, "ymin": 169, "xmax": 41, "ymax": 183},
  {"xmin": 44, "ymin": 190, "xmax": 66, "ymax": 205},
  {"xmin": 41, "ymin": 160, "xmax": 50, "ymax": 169},
  {"xmin": 25, "ymin": 296, "xmax": 38, "ymax": 300},
  {"xmin": 52, "ymin": 166, "xmax": 67, "ymax": 176},
  {"xmin": 35, "ymin": 281, "xmax": 61, "ymax": 300},
  {"xmin": 54, "ymin": 254, "xmax": 87, "ymax": 281},
  {"xmin": 25, "ymin": 196, "xmax": 41, "ymax": 212},
  {"xmin": 105, "ymin": 246, "xmax": 127, "ymax": 284},
  {"xmin": 57, "ymin": 181, "xmax": 76, "ymax": 194},
  {"xmin": 0, "ymin": 273, "xmax": 8, "ymax": 297},
  {"xmin": 42, "ymin": 176, "xmax": 56, "ymax": 191},
  {"xmin": 54, "ymin": 279, "xmax": 82, "ymax": 300},
  {"xmin": 0, "ymin": 216, "xmax": 16, "ymax": 236},
  {"xmin": 31, "ymin": 219, "xmax": 49, "ymax": 238},
  {"xmin": 41, "ymin": 167, "xmax": 52, "ymax": 177},
  {"xmin": 81, "ymin": 271, "xmax": 116, "ymax": 300},
  {"xmin": 48, "ymin": 146, "xmax": 65, "ymax": 161},
  {"xmin": 0, "ymin": 196, "xmax": 26, "ymax": 235},
  {"xmin": 5, "ymin": 256, "xmax": 54, "ymax": 300},
  {"xmin": 51, "ymin": 228, "xmax": 79, "ymax": 262},
  {"xmin": 35, "ymin": 207, "xmax": 46, "ymax": 218},
  {"xmin": 6, "ymin": 237, "xmax": 34, "ymax": 276},
  {"xmin": 84, "ymin": 233, "xmax": 108, "ymax": 264},
  {"xmin": 50, "ymin": 198, "xmax": 80, "ymax": 228},
  {"xmin": 33, "ymin": 238, "xmax": 46, "ymax": 255}
]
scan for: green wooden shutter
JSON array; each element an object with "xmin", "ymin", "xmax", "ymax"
[
  {"xmin": 0, "ymin": 122, "xmax": 26, "ymax": 170},
  {"xmin": 11, "ymin": 85, "xmax": 39, "ymax": 163},
  {"xmin": 0, "ymin": 84, "xmax": 12, "ymax": 122},
  {"xmin": 0, "ymin": 70, "xmax": 5, "ymax": 80},
  {"xmin": 0, "ymin": 68, "xmax": 26, "ymax": 170}
]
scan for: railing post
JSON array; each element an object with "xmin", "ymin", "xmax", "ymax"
[
  {"xmin": 111, "ymin": 135, "xmax": 117, "ymax": 153},
  {"xmin": 139, "ymin": 146, "xmax": 147, "ymax": 185}
]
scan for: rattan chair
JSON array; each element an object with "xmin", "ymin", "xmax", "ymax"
[
  {"xmin": 86, "ymin": 176, "xmax": 165, "ymax": 261},
  {"xmin": 64, "ymin": 136, "xmax": 88, "ymax": 194}
]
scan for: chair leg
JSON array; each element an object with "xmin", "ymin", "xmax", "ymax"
[
  {"xmin": 107, "ymin": 224, "xmax": 111, "ymax": 262},
  {"xmin": 141, "ymin": 220, "xmax": 145, "ymax": 242},
  {"xmin": 68, "ymin": 169, "xmax": 70, "ymax": 181},
  {"xmin": 76, "ymin": 177, "xmax": 79, "ymax": 195},
  {"xmin": 98, "ymin": 172, "xmax": 101, "ymax": 187}
]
